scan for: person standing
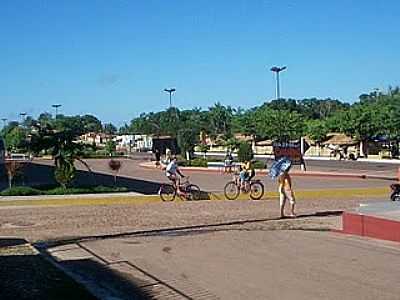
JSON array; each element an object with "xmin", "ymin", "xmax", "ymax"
[
  {"xmin": 224, "ymin": 151, "xmax": 234, "ymax": 173},
  {"xmin": 278, "ymin": 170, "xmax": 296, "ymax": 218},
  {"xmin": 154, "ymin": 149, "xmax": 161, "ymax": 168}
]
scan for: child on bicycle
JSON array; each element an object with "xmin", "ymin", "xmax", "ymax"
[
  {"xmin": 165, "ymin": 156, "xmax": 185, "ymax": 195},
  {"xmin": 239, "ymin": 160, "xmax": 255, "ymax": 191}
]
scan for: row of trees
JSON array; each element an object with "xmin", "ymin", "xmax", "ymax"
[
  {"xmin": 1, "ymin": 87, "xmax": 400, "ymax": 159},
  {"xmin": 0, "ymin": 114, "xmax": 117, "ymax": 153},
  {"xmin": 127, "ymin": 88, "xmax": 400, "ymax": 156}
]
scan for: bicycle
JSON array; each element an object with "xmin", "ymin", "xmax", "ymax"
[
  {"xmin": 224, "ymin": 173, "xmax": 264, "ymax": 200},
  {"xmin": 159, "ymin": 176, "xmax": 201, "ymax": 201}
]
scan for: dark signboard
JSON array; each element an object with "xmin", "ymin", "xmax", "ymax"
[
  {"xmin": 152, "ymin": 137, "xmax": 179, "ymax": 155},
  {"xmin": 273, "ymin": 141, "xmax": 305, "ymax": 166}
]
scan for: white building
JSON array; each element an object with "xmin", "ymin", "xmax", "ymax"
[
  {"xmin": 114, "ymin": 135, "xmax": 153, "ymax": 152},
  {"xmin": 79, "ymin": 132, "xmax": 113, "ymax": 146}
]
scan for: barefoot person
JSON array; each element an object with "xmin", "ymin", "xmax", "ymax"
[{"xmin": 278, "ymin": 169, "xmax": 296, "ymax": 218}]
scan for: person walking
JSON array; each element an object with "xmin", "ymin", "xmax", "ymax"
[{"xmin": 278, "ymin": 169, "xmax": 296, "ymax": 218}]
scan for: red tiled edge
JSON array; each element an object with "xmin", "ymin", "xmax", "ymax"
[
  {"xmin": 341, "ymin": 212, "xmax": 400, "ymax": 242},
  {"xmin": 139, "ymin": 163, "xmax": 396, "ymax": 180}
]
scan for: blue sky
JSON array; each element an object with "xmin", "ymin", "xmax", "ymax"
[{"xmin": 1, "ymin": 0, "xmax": 399, "ymax": 126}]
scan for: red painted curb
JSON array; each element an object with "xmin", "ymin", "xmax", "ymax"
[
  {"xmin": 139, "ymin": 163, "xmax": 396, "ymax": 181},
  {"xmin": 341, "ymin": 212, "xmax": 400, "ymax": 243}
]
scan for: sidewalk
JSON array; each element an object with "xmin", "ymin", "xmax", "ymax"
[{"xmin": 41, "ymin": 217, "xmax": 400, "ymax": 300}]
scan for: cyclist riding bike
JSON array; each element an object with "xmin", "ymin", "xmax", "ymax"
[
  {"xmin": 165, "ymin": 156, "xmax": 185, "ymax": 194},
  {"xmin": 239, "ymin": 160, "xmax": 255, "ymax": 191}
]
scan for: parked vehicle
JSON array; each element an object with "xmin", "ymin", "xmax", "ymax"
[{"xmin": 390, "ymin": 183, "xmax": 400, "ymax": 201}]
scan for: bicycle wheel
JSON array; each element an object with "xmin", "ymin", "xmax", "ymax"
[
  {"xmin": 186, "ymin": 184, "xmax": 201, "ymax": 201},
  {"xmin": 159, "ymin": 184, "xmax": 176, "ymax": 201},
  {"xmin": 224, "ymin": 181, "xmax": 240, "ymax": 200},
  {"xmin": 250, "ymin": 181, "xmax": 264, "ymax": 200}
]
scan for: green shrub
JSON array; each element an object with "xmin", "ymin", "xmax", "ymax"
[
  {"xmin": 252, "ymin": 160, "xmax": 266, "ymax": 169},
  {"xmin": 1, "ymin": 186, "xmax": 43, "ymax": 196},
  {"xmin": 0, "ymin": 185, "xmax": 128, "ymax": 196},
  {"xmin": 46, "ymin": 186, "xmax": 128, "ymax": 195},
  {"xmin": 178, "ymin": 158, "xmax": 208, "ymax": 168},
  {"xmin": 189, "ymin": 158, "xmax": 208, "ymax": 167}
]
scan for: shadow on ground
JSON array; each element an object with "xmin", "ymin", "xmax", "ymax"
[
  {"xmin": 0, "ymin": 162, "xmax": 162, "ymax": 195},
  {"xmin": 0, "ymin": 238, "xmax": 99, "ymax": 300},
  {"xmin": 39, "ymin": 210, "xmax": 343, "ymax": 248},
  {"xmin": 50, "ymin": 257, "xmax": 154, "ymax": 299}
]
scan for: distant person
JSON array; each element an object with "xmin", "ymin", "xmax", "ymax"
[
  {"xmin": 224, "ymin": 151, "xmax": 234, "ymax": 173},
  {"xmin": 165, "ymin": 148, "xmax": 172, "ymax": 164},
  {"xmin": 278, "ymin": 169, "xmax": 296, "ymax": 218},
  {"xmin": 154, "ymin": 149, "xmax": 161, "ymax": 168}
]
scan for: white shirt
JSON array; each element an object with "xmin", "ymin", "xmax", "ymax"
[{"xmin": 166, "ymin": 161, "xmax": 178, "ymax": 175}]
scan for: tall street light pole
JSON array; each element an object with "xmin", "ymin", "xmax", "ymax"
[
  {"xmin": 19, "ymin": 112, "xmax": 27, "ymax": 125},
  {"xmin": 270, "ymin": 66, "xmax": 287, "ymax": 100},
  {"xmin": 52, "ymin": 104, "xmax": 62, "ymax": 119},
  {"xmin": 164, "ymin": 88, "xmax": 176, "ymax": 108}
]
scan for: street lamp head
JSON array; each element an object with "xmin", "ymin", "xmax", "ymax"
[
  {"xmin": 52, "ymin": 104, "xmax": 62, "ymax": 108},
  {"xmin": 164, "ymin": 88, "xmax": 176, "ymax": 93},
  {"xmin": 270, "ymin": 66, "xmax": 287, "ymax": 72}
]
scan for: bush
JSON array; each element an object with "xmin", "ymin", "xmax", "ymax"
[
  {"xmin": 178, "ymin": 158, "xmax": 208, "ymax": 168},
  {"xmin": 252, "ymin": 160, "xmax": 266, "ymax": 170},
  {"xmin": 189, "ymin": 158, "xmax": 208, "ymax": 167},
  {"xmin": 1, "ymin": 186, "xmax": 43, "ymax": 196},
  {"xmin": 237, "ymin": 142, "xmax": 254, "ymax": 162},
  {"xmin": 0, "ymin": 185, "xmax": 128, "ymax": 196},
  {"xmin": 46, "ymin": 186, "xmax": 128, "ymax": 195}
]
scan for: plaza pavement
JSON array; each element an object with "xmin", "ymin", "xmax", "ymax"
[
  {"xmin": 1, "ymin": 158, "xmax": 400, "ymax": 299},
  {"xmin": 43, "ymin": 215, "xmax": 400, "ymax": 300}
]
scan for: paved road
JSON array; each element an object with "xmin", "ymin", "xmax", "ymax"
[
  {"xmin": 20, "ymin": 158, "xmax": 398, "ymax": 193},
  {"xmin": 1, "ymin": 157, "xmax": 397, "ymax": 193}
]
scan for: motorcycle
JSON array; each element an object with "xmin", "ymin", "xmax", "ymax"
[{"xmin": 390, "ymin": 183, "xmax": 400, "ymax": 201}]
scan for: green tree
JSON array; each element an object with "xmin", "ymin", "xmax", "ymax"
[
  {"xmin": 208, "ymin": 103, "xmax": 233, "ymax": 137},
  {"xmin": 105, "ymin": 140, "xmax": 117, "ymax": 156},
  {"xmin": 54, "ymin": 158, "xmax": 76, "ymax": 189},
  {"xmin": 81, "ymin": 114, "xmax": 102, "ymax": 133},
  {"xmin": 306, "ymin": 119, "xmax": 329, "ymax": 143},
  {"xmin": 237, "ymin": 142, "xmax": 254, "ymax": 162},
  {"xmin": 103, "ymin": 123, "xmax": 117, "ymax": 135},
  {"xmin": 177, "ymin": 128, "xmax": 198, "ymax": 160},
  {"xmin": 224, "ymin": 137, "xmax": 240, "ymax": 152},
  {"xmin": 255, "ymin": 108, "xmax": 305, "ymax": 141},
  {"xmin": 4, "ymin": 126, "xmax": 27, "ymax": 152}
]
